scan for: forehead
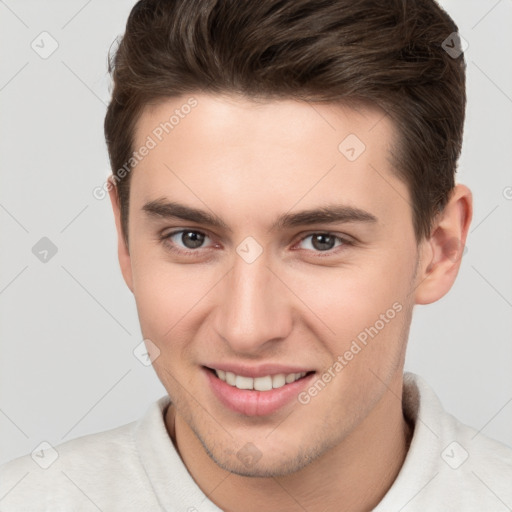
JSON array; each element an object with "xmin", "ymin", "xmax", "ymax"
[
  {"xmin": 130, "ymin": 93, "xmax": 409, "ymax": 232},
  {"xmin": 135, "ymin": 93, "xmax": 394, "ymax": 152}
]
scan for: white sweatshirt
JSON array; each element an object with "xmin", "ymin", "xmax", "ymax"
[{"xmin": 1, "ymin": 372, "xmax": 511, "ymax": 511}]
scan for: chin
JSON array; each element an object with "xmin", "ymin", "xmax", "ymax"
[
  {"xmin": 213, "ymin": 452, "xmax": 313, "ymax": 478},
  {"xmin": 199, "ymin": 432, "xmax": 328, "ymax": 478}
]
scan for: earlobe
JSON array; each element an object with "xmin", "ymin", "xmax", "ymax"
[
  {"xmin": 107, "ymin": 177, "xmax": 134, "ymax": 293},
  {"xmin": 414, "ymin": 184, "xmax": 473, "ymax": 305}
]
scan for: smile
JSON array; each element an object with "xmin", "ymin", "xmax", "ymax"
[
  {"xmin": 204, "ymin": 366, "xmax": 316, "ymax": 416},
  {"xmin": 213, "ymin": 369, "xmax": 308, "ymax": 391}
]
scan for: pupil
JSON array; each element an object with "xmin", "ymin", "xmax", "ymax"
[
  {"xmin": 182, "ymin": 231, "xmax": 204, "ymax": 249},
  {"xmin": 312, "ymin": 233, "xmax": 335, "ymax": 251}
]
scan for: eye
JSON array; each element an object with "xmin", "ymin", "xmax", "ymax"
[
  {"xmin": 159, "ymin": 229, "xmax": 352, "ymax": 258},
  {"xmin": 296, "ymin": 233, "xmax": 350, "ymax": 254},
  {"xmin": 161, "ymin": 229, "xmax": 214, "ymax": 255}
]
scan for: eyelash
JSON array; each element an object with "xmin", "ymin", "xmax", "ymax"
[{"xmin": 159, "ymin": 229, "xmax": 353, "ymax": 258}]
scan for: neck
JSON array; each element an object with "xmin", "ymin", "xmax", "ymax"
[{"xmin": 166, "ymin": 372, "xmax": 412, "ymax": 512}]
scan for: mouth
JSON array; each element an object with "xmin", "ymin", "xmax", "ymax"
[
  {"xmin": 203, "ymin": 366, "xmax": 316, "ymax": 416},
  {"xmin": 207, "ymin": 367, "xmax": 312, "ymax": 390}
]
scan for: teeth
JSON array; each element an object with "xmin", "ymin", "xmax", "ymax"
[
  {"xmin": 254, "ymin": 376, "xmax": 272, "ymax": 391},
  {"xmin": 235, "ymin": 375, "xmax": 253, "ymax": 390},
  {"xmin": 214, "ymin": 369, "xmax": 308, "ymax": 390},
  {"xmin": 285, "ymin": 373, "xmax": 297, "ymax": 384},
  {"xmin": 272, "ymin": 374, "xmax": 286, "ymax": 388}
]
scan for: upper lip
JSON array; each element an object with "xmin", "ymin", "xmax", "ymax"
[{"xmin": 204, "ymin": 363, "xmax": 314, "ymax": 378}]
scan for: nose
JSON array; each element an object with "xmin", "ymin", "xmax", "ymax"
[{"xmin": 212, "ymin": 251, "xmax": 293, "ymax": 355}]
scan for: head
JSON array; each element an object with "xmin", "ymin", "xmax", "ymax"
[{"xmin": 104, "ymin": 0, "xmax": 472, "ymax": 477}]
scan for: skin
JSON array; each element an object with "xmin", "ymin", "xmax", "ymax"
[{"xmin": 109, "ymin": 93, "xmax": 472, "ymax": 512}]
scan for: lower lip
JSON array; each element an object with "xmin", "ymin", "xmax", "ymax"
[{"xmin": 204, "ymin": 367, "xmax": 315, "ymax": 417}]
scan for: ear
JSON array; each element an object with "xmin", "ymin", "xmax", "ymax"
[
  {"xmin": 414, "ymin": 183, "xmax": 473, "ymax": 305},
  {"xmin": 108, "ymin": 177, "xmax": 134, "ymax": 293}
]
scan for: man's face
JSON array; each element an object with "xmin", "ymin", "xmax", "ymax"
[{"xmin": 119, "ymin": 93, "xmax": 422, "ymax": 477}]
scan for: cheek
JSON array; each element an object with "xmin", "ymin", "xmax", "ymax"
[
  {"xmin": 131, "ymin": 253, "xmax": 195, "ymax": 336},
  {"xmin": 290, "ymin": 250, "xmax": 413, "ymax": 356}
]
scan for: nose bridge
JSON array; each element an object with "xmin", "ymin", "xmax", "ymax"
[{"xmin": 214, "ymin": 252, "xmax": 291, "ymax": 352}]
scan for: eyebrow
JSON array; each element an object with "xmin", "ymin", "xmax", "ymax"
[{"xmin": 142, "ymin": 198, "xmax": 378, "ymax": 232}]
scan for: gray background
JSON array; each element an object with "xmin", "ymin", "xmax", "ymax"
[{"xmin": 0, "ymin": 0, "xmax": 511, "ymax": 466}]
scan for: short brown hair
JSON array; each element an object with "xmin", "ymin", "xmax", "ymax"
[{"xmin": 104, "ymin": 0, "xmax": 466, "ymax": 247}]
